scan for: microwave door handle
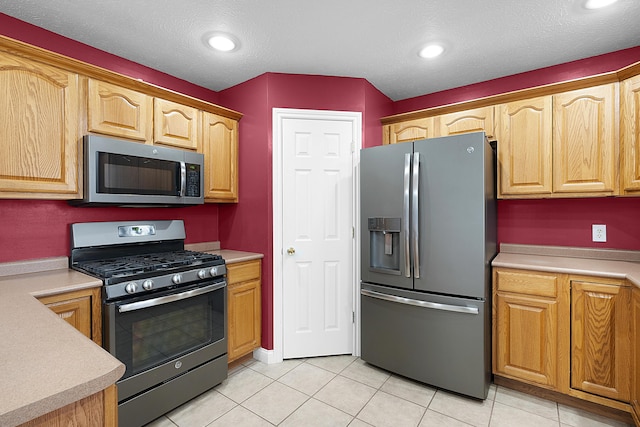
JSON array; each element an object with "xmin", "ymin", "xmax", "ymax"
[{"xmin": 179, "ymin": 161, "xmax": 186, "ymax": 197}]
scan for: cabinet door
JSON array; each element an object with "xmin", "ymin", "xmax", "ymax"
[
  {"xmin": 495, "ymin": 292, "xmax": 559, "ymax": 388},
  {"xmin": 494, "ymin": 268, "xmax": 562, "ymax": 389},
  {"xmin": 154, "ymin": 98, "xmax": 200, "ymax": 150},
  {"xmin": 633, "ymin": 287, "xmax": 640, "ymax": 424},
  {"xmin": 87, "ymin": 79, "xmax": 152, "ymax": 143},
  {"xmin": 227, "ymin": 260, "xmax": 262, "ymax": 363},
  {"xmin": 228, "ymin": 279, "xmax": 261, "ymax": 363},
  {"xmin": 435, "ymin": 106, "xmax": 495, "ymax": 138},
  {"xmin": 621, "ymin": 75, "xmax": 640, "ymax": 194},
  {"xmin": 38, "ymin": 288, "xmax": 102, "ymax": 345},
  {"xmin": 202, "ymin": 112, "xmax": 239, "ymax": 202},
  {"xmin": 552, "ymin": 84, "xmax": 617, "ymax": 195},
  {"xmin": 387, "ymin": 117, "xmax": 434, "ymax": 144},
  {"xmin": 497, "ymin": 96, "xmax": 553, "ymax": 197},
  {"xmin": 0, "ymin": 52, "xmax": 79, "ymax": 197},
  {"xmin": 571, "ymin": 281, "xmax": 631, "ymax": 402}
]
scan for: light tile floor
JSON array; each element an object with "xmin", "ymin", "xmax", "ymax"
[{"xmin": 145, "ymin": 356, "xmax": 631, "ymax": 427}]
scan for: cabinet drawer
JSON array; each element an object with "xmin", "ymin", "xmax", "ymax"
[
  {"xmin": 495, "ymin": 269, "xmax": 558, "ymax": 298},
  {"xmin": 227, "ymin": 260, "xmax": 261, "ymax": 285}
]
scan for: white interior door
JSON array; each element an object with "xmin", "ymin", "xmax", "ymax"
[{"xmin": 280, "ymin": 113, "xmax": 356, "ymax": 359}]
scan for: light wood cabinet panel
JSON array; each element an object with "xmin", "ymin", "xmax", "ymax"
[
  {"xmin": 38, "ymin": 288, "xmax": 102, "ymax": 345},
  {"xmin": 553, "ymin": 84, "xmax": 618, "ymax": 195},
  {"xmin": 497, "ymin": 96, "xmax": 553, "ymax": 196},
  {"xmin": 154, "ymin": 98, "xmax": 200, "ymax": 150},
  {"xmin": 87, "ymin": 78, "xmax": 153, "ymax": 143},
  {"xmin": 202, "ymin": 112, "xmax": 239, "ymax": 202},
  {"xmin": 19, "ymin": 384, "xmax": 117, "ymax": 427},
  {"xmin": 621, "ymin": 75, "xmax": 640, "ymax": 194},
  {"xmin": 571, "ymin": 280, "xmax": 631, "ymax": 402},
  {"xmin": 435, "ymin": 106, "xmax": 495, "ymax": 138},
  {"xmin": 386, "ymin": 117, "xmax": 434, "ymax": 144},
  {"xmin": 493, "ymin": 269, "xmax": 565, "ymax": 390},
  {"xmin": 495, "ymin": 292, "xmax": 559, "ymax": 388},
  {"xmin": 632, "ymin": 287, "xmax": 640, "ymax": 425},
  {"xmin": 0, "ymin": 52, "xmax": 79, "ymax": 198},
  {"xmin": 227, "ymin": 260, "xmax": 262, "ymax": 363}
]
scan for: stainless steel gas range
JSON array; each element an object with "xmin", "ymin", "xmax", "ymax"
[{"xmin": 70, "ymin": 220, "xmax": 227, "ymax": 427}]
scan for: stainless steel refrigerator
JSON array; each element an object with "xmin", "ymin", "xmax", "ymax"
[{"xmin": 360, "ymin": 131, "xmax": 496, "ymax": 399}]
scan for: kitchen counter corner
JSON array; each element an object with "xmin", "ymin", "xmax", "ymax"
[{"xmin": 0, "ymin": 268, "xmax": 125, "ymax": 427}]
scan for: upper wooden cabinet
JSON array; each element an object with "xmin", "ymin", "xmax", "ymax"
[
  {"xmin": 435, "ymin": 106, "xmax": 495, "ymax": 138},
  {"xmin": 384, "ymin": 117, "xmax": 434, "ymax": 144},
  {"xmin": 552, "ymin": 84, "xmax": 617, "ymax": 196},
  {"xmin": 0, "ymin": 51, "xmax": 80, "ymax": 198},
  {"xmin": 497, "ymin": 84, "xmax": 618, "ymax": 199},
  {"xmin": 621, "ymin": 74, "xmax": 640, "ymax": 194},
  {"xmin": 202, "ymin": 112, "xmax": 239, "ymax": 202},
  {"xmin": 497, "ymin": 96, "xmax": 553, "ymax": 196},
  {"xmin": 86, "ymin": 78, "xmax": 153, "ymax": 143},
  {"xmin": 154, "ymin": 98, "xmax": 200, "ymax": 150}
]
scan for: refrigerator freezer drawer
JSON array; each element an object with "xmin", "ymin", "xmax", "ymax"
[{"xmin": 360, "ymin": 284, "xmax": 491, "ymax": 399}]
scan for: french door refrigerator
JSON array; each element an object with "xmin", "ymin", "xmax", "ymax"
[{"xmin": 360, "ymin": 131, "xmax": 496, "ymax": 399}]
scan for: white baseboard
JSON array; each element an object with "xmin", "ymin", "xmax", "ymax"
[{"xmin": 252, "ymin": 347, "xmax": 283, "ymax": 364}]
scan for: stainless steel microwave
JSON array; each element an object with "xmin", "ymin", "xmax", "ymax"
[{"xmin": 71, "ymin": 135, "xmax": 204, "ymax": 206}]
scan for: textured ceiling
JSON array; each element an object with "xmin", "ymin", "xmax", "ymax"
[{"xmin": 1, "ymin": 0, "xmax": 639, "ymax": 101}]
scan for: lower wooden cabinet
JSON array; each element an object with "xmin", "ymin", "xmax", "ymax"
[
  {"xmin": 571, "ymin": 280, "xmax": 631, "ymax": 403},
  {"xmin": 18, "ymin": 384, "xmax": 117, "ymax": 427},
  {"xmin": 493, "ymin": 269, "xmax": 568, "ymax": 390},
  {"xmin": 37, "ymin": 287, "xmax": 102, "ymax": 345},
  {"xmin": 633, "ymin": 287, "xmax": 640, "ymax": 425},
  {"xmin": 493, "ymin": 268, "xmax": 634, "ymax": 414},
  {"xmin": 226, "ymin": 259, "xmax": 261, "ymax": 363}
]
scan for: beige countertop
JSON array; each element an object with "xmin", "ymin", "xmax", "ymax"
[
  {"xmin": 0, "ymin": 245, "xmax": 263, "ymax": 426},
  {"xmin": 493, "ymin": 244, "xmax": 640, "ymax": 288},
  {"xmin": 0, "ymin": 266, "xmax": 125, "ymax": 427}
]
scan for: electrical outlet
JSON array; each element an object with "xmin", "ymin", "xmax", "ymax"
[{"xmin": 592, "ymin": 224, "xmax": 607, "ymax": 242}]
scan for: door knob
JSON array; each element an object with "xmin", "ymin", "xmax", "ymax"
[{"xmin": 287, "ymin": 247, "xmax": 296, "ymax": 255}]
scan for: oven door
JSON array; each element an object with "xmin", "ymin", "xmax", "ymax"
[{"xmin": 104, "ymin": 278, "xmax": 227, "ymax": 402}]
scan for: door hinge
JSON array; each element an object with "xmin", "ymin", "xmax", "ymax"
[
  {"xmin": 352, "ymin": 226, "xmax": 355, "ymax": 238},
  {"xmin": 351, "ymin": 141, "xmax": 355, "ymax": 153},
  {"xmin": 352, "ymin": 311, "xmax": 355, "ymax": 323}
]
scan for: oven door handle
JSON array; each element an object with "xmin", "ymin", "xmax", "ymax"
[{"xmin": 118, "ymin": 281, "xmax": 226, "ymax": 313}]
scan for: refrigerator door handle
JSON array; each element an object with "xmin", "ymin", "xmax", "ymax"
[
  {"xmin": 403, "ymin": 153, "xmax": 411, "ymax": 278},
  {"xmin": 361, "ymin": 288, "xmax": 479, "ymax": 315},
  {"xmin": 412, "ymin": 152, "xmax": 420, "ymax": 279}
]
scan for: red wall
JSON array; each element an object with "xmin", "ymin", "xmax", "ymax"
[
  {"xmin": 218, "ymin": 73, "xmax": 393, "ymax": 349},
  {"xmin": 3, "ymin": 12, "xmax": 640, "ymax": 351},
  {"xmin": 0, "ymin": 14, "xmax": 221, "ymax": 263},
  {"xmin": 394, "ymin": 45, "xmax": 640, "ymax": 115}
]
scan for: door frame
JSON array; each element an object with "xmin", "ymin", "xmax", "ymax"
[{"xmin": 269, "ymin": 108, "xmax": 362, "ymax": 363}]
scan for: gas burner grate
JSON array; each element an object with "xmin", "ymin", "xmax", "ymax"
[{"xmin": 77, "ymin": 250, "xmax": 222, "ymax": 279}]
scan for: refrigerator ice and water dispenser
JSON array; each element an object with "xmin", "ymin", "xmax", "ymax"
[{"xmin": 367, "ymin": 217, "xmax": 401, "ymax": 275}]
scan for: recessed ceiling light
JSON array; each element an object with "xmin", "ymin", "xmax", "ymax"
[
  {"xmin": 584, "ymin": 0, "xmax": 618, "ymax": 9},
  {"xmin": 205, "ymin": 33, "xmax": 239, "ymax": 52},
  {"xmin": 419, "ymin": 44, "xmax": 444, "ymax": 59}
]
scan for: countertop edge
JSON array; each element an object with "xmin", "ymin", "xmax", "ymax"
[{"xmin": 493, "ymin": 247, "xmax": 640, "ymax": 288}]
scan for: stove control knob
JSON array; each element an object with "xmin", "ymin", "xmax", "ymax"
[
  {"xmin": 172, "ymin": 274, "xmax": 182, "ymax": 284},
  {"xmin": 125, "ymin": 282, "xmax": 138, "ymax": 294},
  {"xmin": 142, "ymin": 280, "xmax": 154, "ymax": 290},
  {"xmin": 209, "ymin": 267, "xmax": 218, "ymax": 277},
  {"xmin": 198, "ymin": 269, "xmax": 207, "ymax": 279}
]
